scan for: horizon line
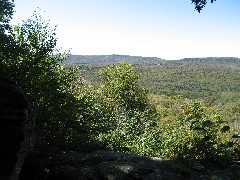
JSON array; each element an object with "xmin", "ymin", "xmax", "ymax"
[{"xmin": 68, "ymin": 54, "xmax": 240, "ymax": 61}]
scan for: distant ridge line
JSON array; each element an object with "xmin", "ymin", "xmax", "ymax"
[
  {"xmin": 65, "ymin": 55, "xmax": 240, "ymax": 65},
  {"xmin": 65, "ymin": 54, "xmax": 165, "ymax": 64}
]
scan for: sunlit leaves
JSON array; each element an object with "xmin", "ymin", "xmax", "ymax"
[
  {"xmin": 12, "ymin": 11, "xmax": 57, "ymax": 59},
  {"xmin": 159, "ymin": 101, "xmax": 238, "ymax": 160},
  {"xmin": 93, "ymin": 63, "xmax": 161, "ymax": 156},
  {"xmin": 99, "ymin": 62, "xmax": 148, "ymax": 111},
  {"xmin": 0, "ymin": 11, "xmax": 84, "ymax": 150}
]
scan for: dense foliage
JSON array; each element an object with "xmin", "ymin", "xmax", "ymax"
[
  {"xmin": 136, "ymin": 60, "xmax": 240, "ymax": 101},
  {"xmin": 159, "ymin": 101, "xmax": 237, "ymax": 160},
  {"xmin": 0, "ymin": 0, "xmax": 14, "ymax": 24},
  {"xmin": 1, "ymin": 1, "xmax": 239, "ymax": 165},
  {"xmin": 94, "ymin": 63, "xmax": 161, "ymax": 156},
  {"xmin": 76, "ymin": 58, "xmax": 240, "ymax": 103},
  {"xmin": 0, "ymin": 11, "xmax": 85, "ymax": 150},
  {"xmin": 75, "ymin": 60, "xmax": 240, "ymax": 160}
]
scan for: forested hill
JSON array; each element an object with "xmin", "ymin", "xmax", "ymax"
[
  {"xmin": 65, "ymin": 54, "xmax": 164, "ymax": 64},
  {"xmin": 66, "ymin": 55, "xmax": 240, "ymax": 67},
  {"xmin": 179, "ymin": 57, "xmax": 240, "ymax": 67},
  {"xmin": 180, "ymin": 57, "xmax": 240, "ymax": 64},
  {"xmin": 135, "ymin": 59, "xmax": 240, "ymax": 100},
  {"xmin": 67, "ymin": 56, "xmax": 240, "ymax": 101}
]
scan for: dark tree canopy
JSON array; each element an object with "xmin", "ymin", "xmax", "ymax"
[
  {"xmin": 192, "ymin": 0, "xmax": 216, "ymax": 13},
  {"xmin": 0, "ymin": 0, "xmax": 15, "ymax": 68},
  {"xmin": 0, "ymin": 0, "xmax": 14, "ymax": 23}
]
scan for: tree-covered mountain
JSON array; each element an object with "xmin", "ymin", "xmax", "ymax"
[
  {"xmin": 68, "ymin": 56, "xmax": 240, "ymax": 102},
  {"xmin": 66, "ymin": 55, "xmax": 240, "ymax": 66},
  {"xmin": 135, "ymin": 58, "xmax": 240, "ymax": 101},
  {"xmin": 180, "ymin": 57, "xmax": 240, "ymax": 68},
  {"xmin": 65, "ymin": 54, "xmax": 164, "ymax": 65}
]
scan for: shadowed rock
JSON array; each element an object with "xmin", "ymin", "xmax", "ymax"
[
  {"xmin": 0, "ymin": 76, "xmax": 34, "ymax": 180},
  {"xmin": 19, "ymin": 150, "xmax": 181, "ymax": 180}
]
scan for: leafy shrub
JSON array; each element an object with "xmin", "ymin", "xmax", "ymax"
[
  {"xmin": 159, "ymin": 101, "xmax": 239, "ymax": 161},
  {"xmin": 0, "ymin": 11, "xmax": 85, "ymax": 150},
  {"xmin": 95, "ymin": 63, "xmax": 161, "ymax": 156},
  {"xmin": 98, "ymin": 62, "xmax": 148, "ymax": 111},
  {"xmin": 0, "ymin": 11, "xmax": 161, "ymax": 153},
  {"xmin": 98, "ymin": 107, "xmax": 161, "ymax": 156}
]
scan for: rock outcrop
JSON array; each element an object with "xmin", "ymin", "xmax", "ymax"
[
  {"xmin": 0, "ymin": 76, "xmax": 34, "ymax": 180},
  {"xmin": 19, "ymin": 150, "xmax": 182, "ymax": 180},
  {"xmin": 19, "ymin": 149, "xmax": 240, "ymax": 180}
]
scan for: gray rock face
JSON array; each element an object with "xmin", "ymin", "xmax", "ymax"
[
  {"xmin": 20, "ymin": 150, "xmax": 180, "ymax": 180},
  {"xmin": 0, "ymin": 76, "xmax": 34, "ymax": 180}
]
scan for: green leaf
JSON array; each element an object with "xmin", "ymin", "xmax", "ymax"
[
  {"xmin": 186, "ymin": 117, "xmax": 192, "ymax": 121},
  {"xmin": 202, "ymin": 120, "xmax": 212, "ymax": 127},
  {"xmin": 221, "ymin": 126, "xmax": 230, "ymax": 133},
  {"xmin": 193, "ymin": 127, "xmax": 204, "ymax": 130},
  {"xmin": 232, "ymin": 135, "xmax": 240, "ymax": 139},
  {"xmin": 219, "ymin": 120, "xmax": 228, "ymax": 124}
]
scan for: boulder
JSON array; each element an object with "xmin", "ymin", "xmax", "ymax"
[
  {"xmin": 20, "ymin": 150, "xmax": 180, "ymax": 180},
  {"xmin": 0, "ymin": 76, "xmax": 35, "ymax": 180}
]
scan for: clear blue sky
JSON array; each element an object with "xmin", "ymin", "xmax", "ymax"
[{"xmin": 11, "ymin": 0, "xmax": 240, "ymax": 60}]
